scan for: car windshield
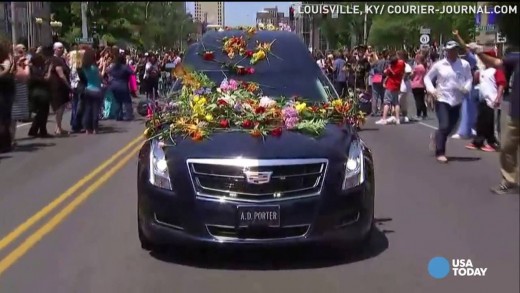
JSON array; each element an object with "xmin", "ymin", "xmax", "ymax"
[
  {"xmin": 172, "ymin": 70, "xmax": 336, "ymax": 102},
  {"xmin": 172, "ymin": 31, "xmax": 338, "ymax": 102}
]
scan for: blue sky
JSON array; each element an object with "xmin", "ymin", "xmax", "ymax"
[{"xmin": 186, "ymin": 2, "xmax": 293, "ymax": 26}]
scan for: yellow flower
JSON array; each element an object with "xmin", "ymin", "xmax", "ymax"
[
  {"xmin": 193, "ymin": 95, "xmax": 200, "ymax": 103},
  {"xmin": 205, "ymin": 114, "xmax": 213, "ymax": 122},
  {"xmin": 257, "ymin": 50, "xmax": 266, "ymax": 59},
  {"xmin": 144, "ymin": 128, "xmax": 150, "ymax": 137},
  {"xmin": 331, "ymin": 99, "xmax": 343, "ymax": 107},
  {"xmin": 295, "ymin": 102, "xmax": 307, "ymax": 113},
  {"xmin": 197, "ymin": 97, "xmax": 207, "ymax": 105}
]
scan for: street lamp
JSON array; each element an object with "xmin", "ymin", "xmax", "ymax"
[{"xmin": 50, "ymin": 20, "xmax": 62, "ymax": 42}]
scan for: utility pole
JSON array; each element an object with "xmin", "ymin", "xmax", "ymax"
[
  {"xmin": 10, "ymin": 2, "xmax": 16, "ymax": 47},
  {"xmin": 363, "ymin": 3, "xmax": 368, "ymax": 44},
  {"xmin": 81, "ymin": 2, "xmax": 89, "ymax": 39}
]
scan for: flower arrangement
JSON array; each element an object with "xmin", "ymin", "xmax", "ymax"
[
  {"xmin": 144, "ymin": 70, "xmax": 365, "ymax": 142},
  {"xmin": 145, "ymin": 27, "xmax": 365, "ymax": 144}
]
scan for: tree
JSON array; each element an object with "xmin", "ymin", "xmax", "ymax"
[
  {"xmin": 367, "ymin": 2, "xmax": 475, "ymax": 49},
  {"xmin": 50, "ymin": 2, "xmax": 195, "ymax": 49}
]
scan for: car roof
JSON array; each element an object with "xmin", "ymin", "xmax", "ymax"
[{"xmin": 184, "ymin": 30, "xmax": 319, "ymax": 75}]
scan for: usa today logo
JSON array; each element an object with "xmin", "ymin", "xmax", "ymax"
[{"xmin": 428, "ymin": 256, "xmax": 488, "ymax": 279}]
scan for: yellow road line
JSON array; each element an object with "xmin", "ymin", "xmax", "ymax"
[
  {"xmin": 0, "ymin": 135, "xmax": 144, "ymax": 252},
  {"xmin": 0, "ymin": 142, "xmax": 143, "ymax": 276}
]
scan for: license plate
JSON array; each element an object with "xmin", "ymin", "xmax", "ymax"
[{"xmin": 237, "ymin": 205, "xmax": 280, "ymax": 228}]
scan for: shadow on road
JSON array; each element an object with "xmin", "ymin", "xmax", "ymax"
[
  {"xmin": 97, "ymin": 125, "xmax": 128, "ymax": 134},
  {"xmin": 359, "ymin": 127, "xmax": 379, "ymax": 132},
  {"xmin": 150, "ymin": 219, "xmax": 392, "ymax": 270},
  {"xmin": 12, "ymin": 142, "xmax": 56, "ymax": 153},
  {"xmin": 447, "ymin": 156, "xmax": 481, "ymax": 162},
  {"xmin": 0, "ymin": 155, "xmax": 11, "ymax": 161}
]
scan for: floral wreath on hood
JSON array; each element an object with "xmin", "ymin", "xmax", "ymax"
[{"xmin": 144, "ymin": 26, "xmax": 365, "ymax": 145}]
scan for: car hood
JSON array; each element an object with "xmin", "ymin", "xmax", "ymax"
[{"xmin": 164, "ymin": 124, "xmax": 355, "ymax": 161}]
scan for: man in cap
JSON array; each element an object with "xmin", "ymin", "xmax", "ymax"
[{"xmin": 424, "ymin": 40, "xmax": 473, "ymax": 163}]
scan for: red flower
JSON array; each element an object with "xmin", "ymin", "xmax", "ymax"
[
  {"xmin": 219, "ymin": 119, "xmax": 230, "ymax": 128},
  {"xmin": 217, "ymin": 99, "xmax": 228, "ymax": 106},
  {"xmin": 203, "ymin": 51, "xmax": 214, "ymax": 61},
  {"xmin": 246, "ymin": 67, "xmax": 255, "ymax": 74},
  {"xmin": 245, "ymin": 50, "xmax": 254, "ymax": 57},
  {"xmin": 242, "ymin": 119, "xmax": 253, "ymax": 128},
  {"xmin": 270, "ymin": 127, "xmax": 282, "ymax": 137},
  {"xmin": 236, "ymin": 67, "xmax": 247, "ymax": 75},
  {"xmin": 255, "ymin": 106, "xmax": 266, "ymax": 114}
]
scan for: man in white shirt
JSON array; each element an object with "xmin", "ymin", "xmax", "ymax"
[{"xmin": 424, "ymin": 41, "xmax": 473, "ymax": 163}]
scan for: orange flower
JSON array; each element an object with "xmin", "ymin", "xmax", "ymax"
[
  {"xmin": 191, "ymin": 131, "xmax": 204, "ymax": 141},
  {"xmin": 250, "ymin": 129, "xmax": 262, "ymax": 137}
]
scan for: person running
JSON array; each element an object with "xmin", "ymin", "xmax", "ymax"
[
  {"xmin": 424, "ymin": 41, "xmax": 473, "ymax": 163},
  {"xmin": 469, "ymin": 43, "xmax": 519, "ymax": 194}
]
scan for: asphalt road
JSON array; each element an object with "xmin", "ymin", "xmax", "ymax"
[{"xmin": 0, "ymin": 107, "xmax": 518, "ymax": 293}]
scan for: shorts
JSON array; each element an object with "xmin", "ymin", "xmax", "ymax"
[{"xmin": 384, "ymin": 90, "xmax": 399, "ymax": 106}]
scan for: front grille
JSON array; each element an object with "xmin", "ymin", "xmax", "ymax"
[
  {"xmin": 187, "ymin": 158, "xmax": 328, "ymax": 202},
  {"xmin": 206, "ymin": 225, "xmax": 309, "ymax": 240}
]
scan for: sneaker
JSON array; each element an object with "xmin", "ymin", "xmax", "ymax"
[
  {"xmin": 451, "ymin": 134, "xmax": 462, "ymax": 139},
  {"xmin": 375, "ymin": 119, "xmax": 387, "ymax": 125},
  {"xmin": 465, "ymin": 143, "xmax": 479, "ymax": 150},
  {"xmin": 481, "ymin": 144, "xmax": 498, "ymax": 152},
  {"xmin": 403, "ymin": 117, "xmax": 410, "ymax": 123},
  {"xmin": 490, "ymin": 182, "xmax": 519, "ymax": 195},
  {"xmin": 386, "ymin": 116, "xmax": 397, "ymax": 124},
  {"xmin": 436, "ymin": 155, "xmax": 448, "ymax": 163}
]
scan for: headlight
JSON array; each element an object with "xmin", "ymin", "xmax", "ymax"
[
  {"xmin": 341, "ymin": 139, "xmax": 365, "ymax": 190},
  {"xmin": 149, "ymin": 140, "xmax": 172, "ymax": 190}
]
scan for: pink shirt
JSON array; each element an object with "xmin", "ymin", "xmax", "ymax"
[
  {"xmin": 411, "ymin": 64, "xmax": 426, "ymax": 89},
  {"xmin": 128, "ymin": 65, "xmax": 137, "ymax": 93}
]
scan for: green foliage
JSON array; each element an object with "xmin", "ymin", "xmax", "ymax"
[
  {"xmin": 50, "ymin": 2, "xmax": 195, "ymax": 50},
  {"xmin": 318, "ymin": 2, "xmax": 476, "ymax": 49}
]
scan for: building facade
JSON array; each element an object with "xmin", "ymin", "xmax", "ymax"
[
  {"xmin": 0, "ymin": 2, "xmax": 52, "ymax": 47},
  {"xmin": 255, "ymin": 7, "xmax": 289, "ymax": 26},
  {"xmin": 194, "ymin": 2, "xmax": 224, "ymax": 26}
]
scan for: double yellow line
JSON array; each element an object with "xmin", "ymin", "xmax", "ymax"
[{"xmin": 0, "ymin": 135, "xmax": 145, "ymax": 276}]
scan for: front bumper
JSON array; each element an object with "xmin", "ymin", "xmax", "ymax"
[{"xmin": 138, "ymin": 181, "xmax": 373, "ymax": 247}]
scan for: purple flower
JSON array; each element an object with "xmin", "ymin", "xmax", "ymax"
[
  {"xmin": 281, "ymin": 106, "xmax": 299, "ymax": 129},
  {"xmin": 233, "ymin": 102, "xmax": 243, "ymax": 112},
  {"xmin": 194, "ymin": 88, "xmax": 205, "ymax": 95},
  {"xmin": 220, "ymin": 79, "xmax": 230, "ymax": 91}
]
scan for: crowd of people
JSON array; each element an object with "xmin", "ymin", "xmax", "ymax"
[
  {"xmin": 0, "ymin": 39, "xmax": 184, "ymax": 154},
  {"xmin": 315, "ymin": 30, "xmax": 518, "ymax": 194}
]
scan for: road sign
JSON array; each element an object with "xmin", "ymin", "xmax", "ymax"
[
  {"xmin": 420, "ymin": 27, "xmax": 431, "ymax": 34},
  {"xmin": 420, "ymin": 44, "xmax": 430, "ymax": 50},
  {"xmin": 75, "ymin": 37, "xmax": 93, "ymax": 44},
  {"xmin": 420, "ymin": 34, "xmax": 430, "ymax": 44}
]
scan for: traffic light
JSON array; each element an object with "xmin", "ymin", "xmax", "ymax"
[{"xmin": 289, "ymin": 6, "xmax": 294, "ymax": 21}]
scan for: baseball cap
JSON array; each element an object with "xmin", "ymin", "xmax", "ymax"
[{"xmin": 445, "ymin": 41, "xmax": 459, "ymax": 50}]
